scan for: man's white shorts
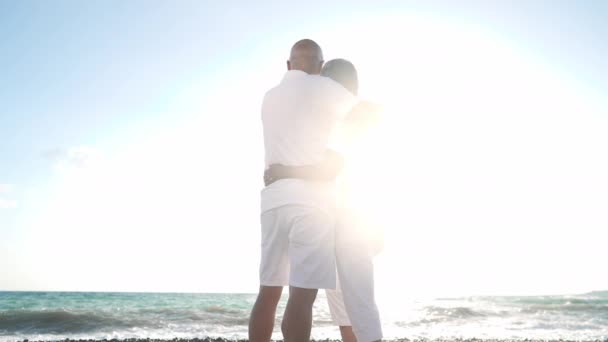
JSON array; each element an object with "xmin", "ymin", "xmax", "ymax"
[{"xmin": 259, "ymin": 205, "xmax": 336, "ymax": 289}]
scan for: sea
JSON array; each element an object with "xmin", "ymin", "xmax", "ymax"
[{"xmin": 1, "ymin": 291, "xmax": 607, "ymax": 342}]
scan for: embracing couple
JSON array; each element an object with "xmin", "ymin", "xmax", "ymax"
[{"xmin": 249, "ymin": 39, "xmax": 383, "ymax": 342}]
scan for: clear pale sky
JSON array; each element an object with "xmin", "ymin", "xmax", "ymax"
[{"xmin": 1, "ymin": 1, "xmax": 607, "ymax": 297}]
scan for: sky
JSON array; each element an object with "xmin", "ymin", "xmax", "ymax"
[{"xmin": 0, "ymin": 1, "xmax": 607, "ymax": 297}]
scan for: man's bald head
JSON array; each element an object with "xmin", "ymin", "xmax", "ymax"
[{"xmin": 287, "ymin": 39, "xmax": 324, "ymax": 75}]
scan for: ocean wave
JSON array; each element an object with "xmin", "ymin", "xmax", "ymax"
[
  {"xmin": 520, "ymin": 303, "xmax": 608, "ymax": 315},
  {"xmin": 511, "ymin": 296, "xmax": 608, "ymax": 307},
  {"xmin": 0, "ymin": 306, "xmax": 251, "ymax": 335},
  {"xmin": 424, "ymin": 306, "xmax": 490, "ymax": 319},
  {"xmin": 203, "ymin": 305, "xmax": 241, "ymax": 315},
  {"xmin": 132, "ymin": 306, "xmax": 246, "ymax": 322},
  {"xmin": 0, "ymin": 309, "xmax": 154, "ymax": 334},
  {"xmin": 584, "ymin": 290, "xmax": 608, "ymax": 299}
]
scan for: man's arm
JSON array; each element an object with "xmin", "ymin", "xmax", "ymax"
[
  {"xmin": 262, "ymin": 102, "xmax": 382, "ymax": 186},
  {"xmin": 264, "ymin": 150, "xmax": 344, "ymax": 186}
]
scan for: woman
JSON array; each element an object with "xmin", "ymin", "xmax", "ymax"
[{"xmin": 264, "ymin": 59, "xmax": 383, "ymax": 342}]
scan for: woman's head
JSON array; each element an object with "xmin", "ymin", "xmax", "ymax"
[{"xmin": 321, "ymin": 59, "xmax": 358, "ymax": 96}]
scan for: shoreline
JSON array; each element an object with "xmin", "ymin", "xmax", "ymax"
[{"xmin": 14, "ymin": 338, "xmax": 608, "ymax": 342}]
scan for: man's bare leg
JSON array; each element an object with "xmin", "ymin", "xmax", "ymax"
[
  {"xmin": 249, "ymin": 286, "xmax": 283, "ymax": 342},
  {"xmin": 339, "ymin": 326, "xmax": 357, "ymax": 342},
  {"xmin": 281, "ymin": 286, "xmax": 318, "ymax": 342}
]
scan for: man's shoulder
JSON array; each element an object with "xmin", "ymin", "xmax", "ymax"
[
  {"xmin": 263, "ymin": 82, "xmax": 284, "ymax": 104},
  {"xmin": 264, "ymin": 73, "xmax": 321, "ymax": 97},
  {"xmin": 263, "ymin": 73, "xmax": 354, "ymax": 103}
]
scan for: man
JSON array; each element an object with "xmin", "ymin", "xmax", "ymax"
[{"xmin": 248, "ymin": 39, "xmax": 357, "ymax": 342}]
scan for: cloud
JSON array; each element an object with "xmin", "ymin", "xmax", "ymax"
[
  {"xmin": 0, "ymin": 198, "xmax": 18, "ymax": 209},
  {"xmin": 42, "ymin": 146, "xmax": 100, "ymax": 170},
  {"xmin": 0, "ymin": 185, "xmax": 17, "ymax": 209},
  {"xmin": 41, "ymin": 147, "xmax": 65, "ymax": 162},
  {"xmin": 0, "ymin": 184, "xmax": 14, "ymax": 194}
]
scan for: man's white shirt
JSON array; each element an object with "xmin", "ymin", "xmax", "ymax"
[{"xmin": 261, "ymin": 70, "xmax": 356, "ymax": 213}]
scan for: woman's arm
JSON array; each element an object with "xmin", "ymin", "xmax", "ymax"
[{"xmin": 341, "ymin": 101, "xmax": 382, "ymax": 139}]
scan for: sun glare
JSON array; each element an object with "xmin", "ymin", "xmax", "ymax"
[{"xmin": 321, "ymin": 14, "xmax": 608, "ymax": 297}]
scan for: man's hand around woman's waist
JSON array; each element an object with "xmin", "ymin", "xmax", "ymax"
[{"xmin": 264, "ymin": 150, "xmax": 344, "ymax": 186}]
